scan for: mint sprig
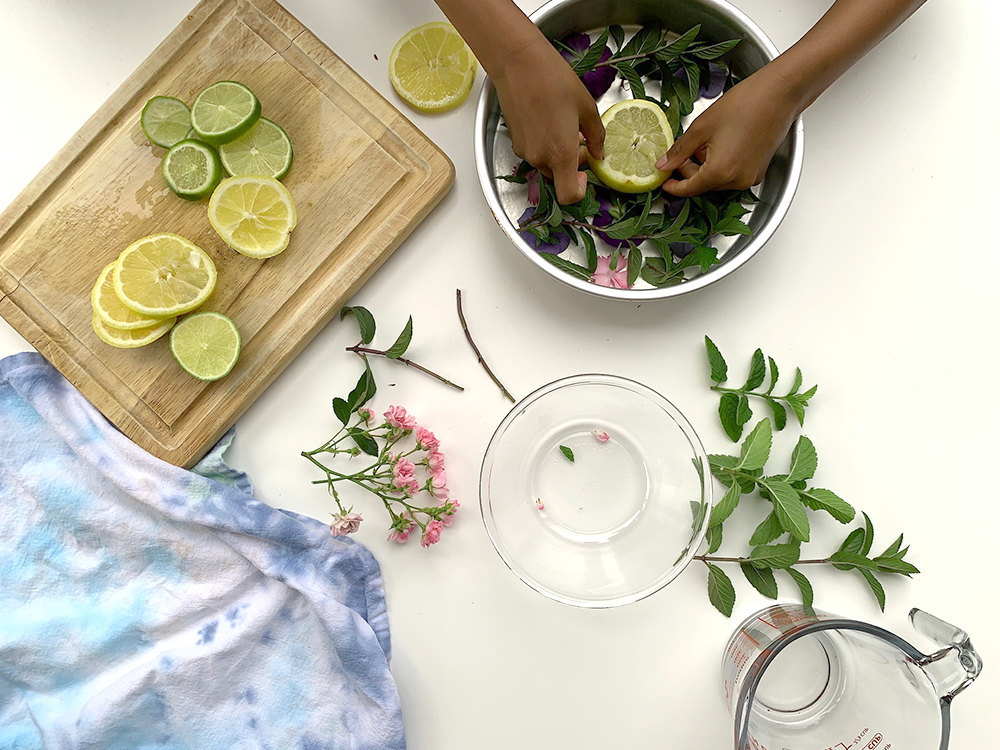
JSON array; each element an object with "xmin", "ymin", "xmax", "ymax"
[{"xmin": 705, "ymin": 336, "xmax": 817, "ymax": 441}]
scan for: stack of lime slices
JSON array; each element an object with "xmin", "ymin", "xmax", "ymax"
[{"xmin": 141, "ymin": 81, "xmax": 294, "ymax": 200}]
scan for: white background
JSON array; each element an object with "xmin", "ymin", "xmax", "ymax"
[{"xmin": 1, "ymin": 0, "xmax": 997, "ymax": 747}]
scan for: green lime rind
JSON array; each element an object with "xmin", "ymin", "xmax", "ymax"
[
  {"xmin": 218, "ymin": 118, "xmax": 293, "ymax": 180},
  {"xmin": 141, "ymin": 96, "xmax": 192, "ymax": 148},
  {"xmin": 190, "ymin": 81, "xmax": 262, "ymax": 146},
  {"xmin": 162, "ymin": 139, "xmax": 223, "ymax": 201},
  {"xmin": 169, "ymin": 311, "xmax": 242, "ymax": 381}
]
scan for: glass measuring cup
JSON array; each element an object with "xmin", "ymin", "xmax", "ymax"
[{"xmin": 722, "ymin": 604, "xmax": 982, "ymax": 750}]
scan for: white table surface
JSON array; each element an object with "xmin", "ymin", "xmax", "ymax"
[{"xmin": 1, "ymin": 1, "xmax": 997, "ymax": 747}]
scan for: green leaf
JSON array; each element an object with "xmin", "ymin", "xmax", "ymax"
[
  {"xmin": 709, "ymin": 481, "xmax": 743, "ymax": 527},
  {"xmin": 608, "ymin": 24, "xmax": 625, "ymax": 50},
  {"xmin": 340, "ymin": 306, "xmax": 376, "ymax": 344},
  {"xmin": 786, "ymin": 568, "xmax": 814, "ymax": 608},
  {"xmin": 346, "ymin": 360, "xmax": 377, "ymax": 411},
  {"xmin": 788, "ymin": 367, "xmax": 803, "ymax": 395},
  {"xmin": 347, "ymin": 427, "xmax": 379, "ymax": 457},
  {"xmin": 737, "ymin": 394, "xmax": 753, "ymax": 431},
  {"xmin": 718, "ymin": 392, "xmax": 742, "ymax": 442},
  {"xmin": 559, "ymin": 445, "xmax": 575, "ymax": 462},
  {"xmin": 749, "ymin": 512, "xmax": 784, "ymax": 546},
  {"xmin": 706, "ymin": 523, "xmax": 723, "ymax": 554},
  {"xmin": 860, "ymin": 569, "xmax": 886, "ymax": 611},
  {"xmin": 749, "ymin": 543, "xmax": 800, "ymax": 569},
  {"xmin": 704, "ymin": 336, "xmax": 727, "ymax": 383},
  {"xmin": 786, "ymin": 436, "xmax": 818, "ymax": 483},
  {"xmin": 872, "ymin": 556, "xmax": 920, "ymax": 576},
  {"xmin": 332, "ymin": 397, "xmax": 351, "ymax": 425},
  {"xmin": 706, "ymin": 562, "xmax": 736, "ymax": 617},
  {"xmin": 581, "ymin": 231, "xmax": 598, "ymax": 273},
  {"xmin": 735, "ymin": 419, "xmax": 772, "ymax": 471},
  {"xmin": 741, "ymin": 349, "xmax": 765, "ymax": 390},
  {"xmin": 384, "ymin": 316, "xmax": 413, "ymax": 359},
  {"xmin": 764, "ymin": 479, "xmax": 810, "ymax": 542},
  {"xmin": 571, "ymin": 28, "xmax": 610, "ymax": 73},
  {"xmin": 879, "ymin": 533, "xmax": 905, "ymax": 558},
  {"xmin": 626, "ymin": 245, "xmax": 643, "ymax": 288},
  {"xmin": 616, "ymin": 63, "xmax": 645, "ymax": 98},
  {"xmin": 800, "ymin": 488, "xmax": 856, "ymax": 523},
  {"xmin": 741, "ymin": 563, "xmax": 778, "ymax": 599},
  {"xmin": 764, "ymin": 396, "xmax": 787, "ymax": 430},
  {"xmin": 861, "ymin": 512, "xmax": 875, "ymax": 556},
  {"xmin": 828, "ymin": 550, "xmax": 878, "ymax": 570},
  {"xmin": 687, "ymin": 38, "xmax": 740, "ymax": 60},
  {"xmin": 541, "ymin": 252, "xmax": 593, "ymax": 281},
  {"xmin": 787, "ymin": 395, "xmax": 807, "ymax": 426},
  {"xmin": 765, "ymin": 356, "xmax": 779, "ymax": 395}
]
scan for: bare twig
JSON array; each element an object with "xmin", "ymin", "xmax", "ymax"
[
  {"xmin": 456, "ymin": 289, "xmax": 515, "ymax": 403},
  {"xmin": 345, "ymin": 345, "xmax": 464, "ymax": 392}
]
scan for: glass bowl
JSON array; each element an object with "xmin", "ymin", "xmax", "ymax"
[
  {"xmin": 479, "ymin": 374, "xmax": 712, "ymax": 607},
  {"xmin": 473, "ymin": 0, "xmax": 803, "ymax": 300}
]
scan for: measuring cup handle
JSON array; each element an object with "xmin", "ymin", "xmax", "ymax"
[{"xmin": 909, "ymin": 608, "xmax": 983, "ymax": 701}]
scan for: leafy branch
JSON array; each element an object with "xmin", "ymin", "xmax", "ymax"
[
  {"xmin": 341, "ymin": 306, "xmax": 463, "ymax": 392},
  {"xmin": 705, "ymin": 336, "xmax": 817, "ymax": 441}
]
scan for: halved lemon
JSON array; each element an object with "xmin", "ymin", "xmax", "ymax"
[
  {"xmin": 587, "ymin": 99, "xmax": 674, "ymax": 193},
  {"xmin": 389, "ymin": 22, "xmax": 477, "ymax": 113},
  {"xmin": 113, "ymin": 233, "xmax": 217, "ymax": 317},
  {"xmin": 207, "ymin": 175, "xmax": 297, "ymax": 258},
  {"xmin": 92, "ymin": 313, "xmax": 175, "ymax": 349},
  {"xmin": 91, "ymin": 262, "xmax": 170, "ymax": 330}
]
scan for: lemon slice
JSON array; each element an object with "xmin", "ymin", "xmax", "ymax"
[
  {"xmin": 92, "ymin": 313, "xmax": 174, "ymax": 349},
  {"xmin": 389, "ymin": 22, "xmax": 477, "ymax": 113},
  {"xmin": 91, "ymin": 262, "xmax": 169, "ymax": 330},
  {"xmin": 190, "ymin": 81, "xmax": 261, "ymax": 146},
  {"xmin": 208, "ymin": 175, "xmax": 297, "ymax": 258},
  {"xmin": 113, "ymin": 233, "xmax": 217, "ymax": 317},
  {"xmin": 170, "ymin": 311, "xmax": 242, "ymax": 381},
  {"xmin": 587, "ymin": 99, "xmax": 674, "ymax": 193},
  {"xmin": 218, "ymin": 118, "xmax": 293, "ymax": 180}
]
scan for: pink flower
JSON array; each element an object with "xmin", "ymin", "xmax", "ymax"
[
  {"xmin": 388, "ymin": 515, "xmax": 415, "ymax": 543},
  {"xmin": 421, "ymin": 519, "xmax": 445, "ymax": 548},
  {"xmin": 536, "ymin": 498, "xmax": 545, "ymax": 511},
  {"xmin": 330, "ymin": 512, "xmax": 363, "ymax": 536},
  {"xmin": 429, "ymin": 470, "xmax": 449, "ymax": 500},
  {"xmin": 392, "ymin": 457, "xmax": 419, "ymax": 496},
  {"xmin": 441, "ymin": 499, "xmax": 460, "ymax": 527},
  {"xmin": 427, "ymin": 449, "xmax": 446, "ymax": 473},
  {"xmin": 592, "ymin": 429, "xmax": 610, "ymax": 443},
  {"xmin": 384, "ymin": 405, "xmax": 417, "ymax": 431},
  {"xmin": 358, "ymin": 407, "xmax": 374, "ymax": 423},
  {"xmin": 591, "ymin": 253, "xmax": 630, "ymax": 289},
  {"xmin": 415, "ymin": 426, "xmax": 439, "ymax": 451}
]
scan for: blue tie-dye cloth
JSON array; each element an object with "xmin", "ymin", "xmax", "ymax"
[{"xmin": 0, "ymin": 352, "xmax": 406, "ymax": 750}]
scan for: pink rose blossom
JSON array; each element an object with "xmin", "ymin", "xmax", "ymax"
[
  {"xmin": 427, "ymin": 449, "xmax": 446, "ymax": 473},
  {"xmin": 591, "ymin": 253, "xmax": 630, "ymax": 289},
  {"xmin": 330, "ymin": 512, "xmax": 363, "ymax": 536},
  {"xmin": 592, "ymin": 429, "xmax": 610, "ymax": 443},
  {"xmin": 420, "ymin": 519, "xmax": 445, "ymax": 548},
  {"xmin": 429, "ymin": 470, "xmax": 449, "ymax": 500},
  {"xmin": 392, "ymin": 457, "xmax": 419, "ymax": 496},
  {"xmin": 388, "ymin": 515, "xmax": 415, "ymax": 543},
  {"xmin": 415, "ymin": 426, "xmax": 440, "ymax": 451},
  {"xmin": 441, "ymin": 499, "xmax": 460, "ymax": 527},
  {"xmin": 384, "ymin": 405, "xmax": 417, "ymax": 431}
]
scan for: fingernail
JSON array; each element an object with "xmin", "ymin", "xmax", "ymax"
[{"xmin": 655, "ymin": 156, "xmax": 668, "ymax": 169}]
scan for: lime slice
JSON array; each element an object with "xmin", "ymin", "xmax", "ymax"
[
  {"xmin": 389, "ymin": 22, "xmax": 477, "ymax": 113},
  {"xmin": 587, "ymin": 99, "xmax": 674, "ymax": 193},
  {"xmin": 218, "ymin": 118, "xmax": 293, "ymax": 179},
  {"xmin": 190, "ymin": 81, "xmax": 261, "ymax": 146},
  {"xmin": 114, "ymin": 233, "xmax": 217, "ymax": 317},
  {"xmin": 208, "ymin": 175, "xmax": 297, "ymax": 258},
  {"xmin": 169, "ymin": 311, "xmax": 242, "ymax": 381},
  {"xmin": 162, "ymin": 139, "xmax": 223, "ymax": 200},
  {"xmin": 91, "ymin": 262, "xmax": 170, "ymax": 330},
  {"xmin": 92, "ymin": 312, "xmax": 174, "ymax": 349},
  {"xmin": 141, "ymin": 96, "xmax": 192, "ymax": 148}
]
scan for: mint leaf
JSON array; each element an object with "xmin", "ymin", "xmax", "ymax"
[
  {"xmin": 735, "ymin": 419, "xmax": 772, "ymax": 471},
  {"xmin": 860, "ymin": 569, "xmax": 886, "ymax": 611},
  {"xmin": 787, "ymin": 568, "xmax": 814, "ymax": 608},
  {"xmin": 788, "ymin": 367, "xmax": 803, "ymax": 395},
  {"xmin": 742, "ymin": 348, "xmax": 766, "ymax": 390},
  {"xmin": 872, "ymin": 556, "xmax": 920, "ymax": 576},
  {"xmin": 786, "ymin": 436, "xmax": 818, "ymax": 483},
  {"xmin": 559, "ymin": 445, "xmax": 575, "ymax": 462},
  {"xmin": 706, "ymin": 523, "xmax": 723, "ymax": 554},
  {"xmin": 861, "ymin": 512, "xmax": 875, "ymax": 556},
  {"xmin": 718, "ymin": 392, "xmax": 742, "ymax": 441},
  {"xmin": 765, "ymin": 356, "xmax": 779, "ymax": 395},
  {"xmin": 800, "ymin": 488, "xmax": 855, "ymax": 523},
  {"xmin": 764, "ymin": 396, "xmax": 788, "ymax": 430},
  {"xmin": 741, "ymin": 563, "xmax": 778, "ymax": 599},
  {"xmin": 705, "ymin": 336, "xmax": 727, "ymax": 383},
  {"xmin": 764, "ymin": 479, "xmax": 810, "ymax": 542},
  {"xmin": 706, "ymin": 562, "xmax": 736, "ymax": 617},
  {"xmin": 709, "ymin": 481, "xmax": 743, "ymax": 527},
  {"xmin": 749, "ymin": 511, "xmax": 784, "ymax": 546},
  {"xmin": 880, "ymin": 533, "xmax": 905, "ymax": 558},
  {"xmin": 736, "ymin": 394, "xmax": 753, "ymax": 431},
  {"xmin": 828, "ymin": 550, "xmax": 878, "ymax": 570},
  {"xmin": 385, "ymin": 316, "xmax": 413, "ymax": 359},
  {"xmin": 749, "ymin": 543, "xmax": 800, "ymax": 569},
  {"xmin": 340, "ymin": 305, "xmax": 376, "ymax": 344}
]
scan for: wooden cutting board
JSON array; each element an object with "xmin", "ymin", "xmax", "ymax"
[{"xmin": 0, "ymin": 0, "xmax": 454, "ymax": 467}]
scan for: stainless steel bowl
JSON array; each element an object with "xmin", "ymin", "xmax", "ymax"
[{"xmin": 473, "ymin": 0, "xmax": 803, "ymax": 300}]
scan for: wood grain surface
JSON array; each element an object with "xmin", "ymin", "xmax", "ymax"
[{"xmin": 0, "ymin": 0, "xmax": 454, "ymax": 467}]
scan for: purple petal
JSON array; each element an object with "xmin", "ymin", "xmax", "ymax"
[
  {"xmin": 665, "ymin": 195, "xmax": 687, "ymax": 219},
  {"xmin": 559, "ymin": 32, "xmax": 591, "ymax": 56},
  {"xmin": 591, "ymin": 197, "xmax": 631, "ymax": 249},
  {"xmin": 559, "ymin": 33, "xmax": 614, "ymax": 99},
  {"xmin": 517, "ymin": 207, "xmax": 570, "ymax": 255},
  {"xmin": 671, "ymin": 242, "xmax": 696, "ymax": 258},
  {"xmin": 699, "ymin": 62, "xmax": 726, "ymax": 99}
]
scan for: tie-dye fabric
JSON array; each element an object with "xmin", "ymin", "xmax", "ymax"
[{"xmin": 0, "ymin": 353, "xmax": 406, "ymax": 750}]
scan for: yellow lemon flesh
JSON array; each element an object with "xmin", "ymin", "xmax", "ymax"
[
  {"xmin": 92, "ymin": 313, "xmax": 175, "ymax": 349},
  {"xmin": 587, "ymin": 99, "xmax": 674, "ymax": 193},
  {"xmin": 389, "ymin": 22, "xmax": 478, "ymax": 113},
  {"xmin": 113, "ymin": 233, "xmax": 217, "ymax": 318},
  {"xmin": 91, "ymin": 262, "xmax": 170, "ymax": 330},
  {"xmin": 208, "ymin": 175, "xmax": 297, "ymax": 259}
]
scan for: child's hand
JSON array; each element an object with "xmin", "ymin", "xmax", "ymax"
[
  {"xmin": 655, "ymin": 67, "xmax": 799, "ymax": 197},
  {"xmin": 493, "ymin": 36, "xmax": 604, "ymax": 205}
]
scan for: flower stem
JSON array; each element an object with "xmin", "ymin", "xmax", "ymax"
[
  {"xmin": 456, "ymin": 289, "xmax": 515, "ymax": 403},
  {"xmin": 345, "ymin": 344, "xmax": 464, "ymax": 392}
]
